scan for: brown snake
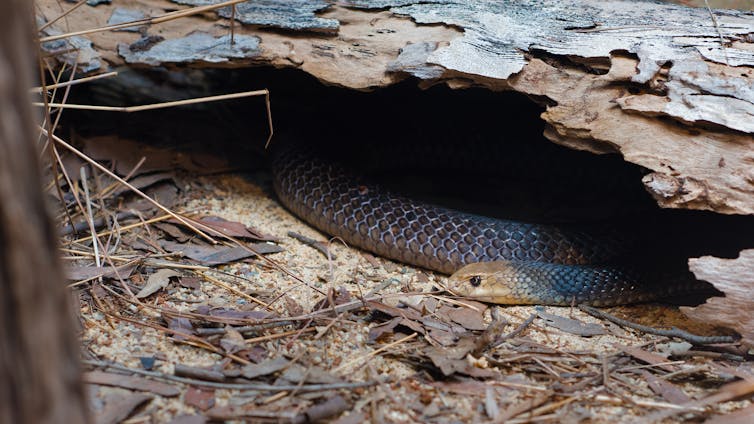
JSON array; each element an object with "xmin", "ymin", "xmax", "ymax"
[{"xmin": 271, "ymin": 144, "xmax": 716, "ymax": 306}]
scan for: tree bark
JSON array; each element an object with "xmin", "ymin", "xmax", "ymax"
[{"xmin": 0, "ymin": 0, "xmax": 88, "ymax": 422}]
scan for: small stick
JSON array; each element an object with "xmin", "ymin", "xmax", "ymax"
[
  {"xmin": 494, "ymin": 313, "xmax": 537, "ymax": 348},
  {"xmin": 60, "ymin": 210, "xmax": 136, "ymax": 236},
  {"xmin": 66, "ymin": 258, "xmax": 142, "ymax": 289},
  {"xmin": 704, "ymin": 0, "xmax": 729, "ymax": 65},
  {"xmin": 90, "ymin": 285, "xmax": 115, "ymax": 329},
  {"xmin": 489, "ymin": 381, "xmax": 548, "ymax": 392},
  {"xmin": 35, "ymin": 90, "xmax": 268, "ymax": 112},
  {"xmin": 40, "ymin": 0, "xmax": 251, "ymax": 42},
  {"xmin": 230, "ymin": 4, "xmax": 236, "ymax": 45},
  {"xmin": 37, "ymin": 58, "xmax": 79, "ymax": 235},
  {"xmin": 44, "ymin": 130, "xmax": 215, "ymax": 242},
  {"xmin": 69, "ymin": 213, "xmax": 173, "ymax": 244},
  {"xmin": 527, "ymin": 397, "xmax": 578, "ymax": 419},
  {"xmin": 30, "ymin": 71, "xmax": 118, "ymax": 93},
  {"xmin": 195, "ymin": 321, "xmax": 296, "ymax": 336},
  {"xmin": 80, "ymin": 167, "xmax": 101, "ymax": 268},
  {"xmin": 46, "ymin": 57, "xmax": 79, "ymax": 137},
  {"xmin": 245, "ymin": 327, "xmax": 317, "ymax": 345},
  {"xmin": 578, "ymin": 305, "xmax": 738, "ymax": 345},
  {"xmin": 287, "ymin": 231, "xmax": 335, "ymax": 259},
  {"xmin": 146, "ymin": 261, "xmax": 208, "ymax": 270},
  {"xmin": 95, "ymin": 156, "xmax": 147, "ymax": 200},
  {"xmin": 199, "ymin": 271, "xmax": 275, "ymax": 311},
  {"xmin": 174, "ymin": 364, "xmax": 225, "ymax": 382},
  {"xmin": 333, "ymin": 332, "xmax": 418, "ymax": 374},
  {"xmin": 431, "ymin": 294, "xmax": 485, "ymax": 311},
  {"xmin": 82, "ymin": 359, "xmax": 380, "ymax": 392},
  {"xmin": 38, "ymin": 0, "xmax": 88, "ymax": 31},
  {"xmin": 593, "ymin": 394, "xmax": 705, "ymax": 411},
  {"xmin": 100, "ymin": 308, "xmax": 250, "ymax": 365}
]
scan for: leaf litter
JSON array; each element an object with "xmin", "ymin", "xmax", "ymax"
[
  {"xmin": 59, "ymin": 133, "xmax": 754, "ymax": 421},
  {"xmin": 39, "ymin": 63, "xmax": 754, "ymax": 424}
]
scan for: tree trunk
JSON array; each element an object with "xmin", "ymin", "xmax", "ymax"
[{"xmin": 0, "ymin": 0, "xmax": 87, "ymax": 422}]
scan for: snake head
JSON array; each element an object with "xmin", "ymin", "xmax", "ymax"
[
  {"xmin": 447, "ymin": 261, "xmax": 510, "ymax": 303},
  {"xmin": 446, "ymin": 261, "xmax": 523, "ymax": 304}
]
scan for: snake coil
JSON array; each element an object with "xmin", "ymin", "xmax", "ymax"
[{"xmin": 271, "ymin": 143, "xmax": 715, "ymax": 306}]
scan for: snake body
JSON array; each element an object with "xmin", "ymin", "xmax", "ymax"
[{"xmin": 271, "ymin": 144, "xmax": 715, "ymax": 306}]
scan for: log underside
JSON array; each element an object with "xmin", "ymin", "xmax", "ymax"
[{"xmin": 35, "ymin": 0, "xmax": 754, "ymax": 340}]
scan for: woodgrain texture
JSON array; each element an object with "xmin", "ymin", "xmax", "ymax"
[
  {"xmin": 34, "ymin": 0, "xmax": 754, "ymax": 214},
  {"xmin": 682, "ymin": 250, "xmax": 754, "ymax": 347}
]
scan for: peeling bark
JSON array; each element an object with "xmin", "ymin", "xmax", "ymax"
[
  {"xmin": 682, "ymin": 250, "xmax": 754, "ymax": 347},
  {"xmin": 35, "ymin": 0, "xmax": 754, "ymax": 214}
]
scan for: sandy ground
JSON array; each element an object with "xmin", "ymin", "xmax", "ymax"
[{"xmin": 79, "ymin": 168, "xmax": 752, "ymax": 422}]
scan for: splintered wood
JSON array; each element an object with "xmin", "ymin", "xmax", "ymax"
[
  {"xmin": 683, "ymin": 250, "xmax": 754, "ymax": 347},
  {"xmin": 34, "ymin": 0, "xmax": 754, "ymax": 214}
]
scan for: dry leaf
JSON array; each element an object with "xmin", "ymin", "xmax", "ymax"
[
  {"xmin": 159, "ymin": 240, "xmax": 282, "ymax": 265},
  {"xmin": 368, "ymin": 317, "xmax": 402, "ymax": 343},
  {"xmin": 220, "ymin": 327, "xmax": 246, "ymax": 354},
  {"xmin": 296, "ymin": 396, "xmax": 350, "ymax": 423},
  {"xmin": 84, "ymin": 370, "xmax": 180, "ymax": 397},
  {"xmin": 65, "ymin": 262, "xmax": 138, "ymax": 281},
  {"xmin": 280, "ymin": 364, "xmax": 341, "ymax": 384},
  {"xmin": 537, "ymin": 310, "xmax": 606, "ymax": 337},
  {"xmin": 428, "ymin": 327, "xmax": 457, "ymax": 346},
  {"xmin": 283, "ymin": 295, "xmax": 304, "ymax": 317},
  {"xmin": 178, "ymin": 276, "xmax": 201, "ymax": 290},
  {"xmin": 485, "ymin": 387, "xmax": 500, "ymax": 420},
  {"xmin": 614, "ymin": 343, "xmax": 676, "ymax": 372},
  {"xmin": 198, "ymin": 216, "xmax": 278, "ymax": 242},
  {"xmin": 444, "ymin": 305, "xmax": 488, "ymax": 331},
  {"xmin": 125, "ymin": 182, "xmax": 179, "ymax": 211},
  {"xmin": 94, "ymin": 392, "xmax": 152, "ymax": 424},
  {"xmin": 184, "ymin": 387, "xmax": 215, "ymax": 411},
  {"xmin": 168, "ymin": 415, "xmax": 207, "ymax": 424},
  {"xmin": 241, "ymin": 357, "xmax": 290, "ymax": 379},
  {"xmin": 111, "ymin": 172, "xmax": 174, "ymax": 197},
  {"xmin": 136, "ymin": 269, "xmax": 180, "ymax": 298},
  {"xmin": 165, "ymin": 316, "xmax": 194, "ymax": 341},
  {"xmin": 154, "ymin": 222, "xmax": 191, "ymax": 242},
  {"xmin": 641, "ymin": 370, "xmax": 690, "ymax": 404}
]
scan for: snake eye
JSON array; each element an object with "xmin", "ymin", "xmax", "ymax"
[{"xmin": 469, "ymin": 275, "xmax": 482, "ymax": 287}]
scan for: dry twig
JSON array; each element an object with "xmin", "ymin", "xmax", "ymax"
[
  {"xmin": 579, "ymin": 305, "xmax": 738, "ymax": 345},
  {"xmin": 83, "ymin": 360, "xmax": 381, "ymax": 392}
]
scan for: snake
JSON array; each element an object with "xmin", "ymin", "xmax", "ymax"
[{"xmin": 270, "ymin": 143, "xmax": 717, "ymax": 306}]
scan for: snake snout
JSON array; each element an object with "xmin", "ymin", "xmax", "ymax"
[{"xmin": 446, "ymin": 261, "xmax": 517, "ymax": 300}]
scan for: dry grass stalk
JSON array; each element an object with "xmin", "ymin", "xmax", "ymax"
[{"xmin": 40, "ymin": 0, "xmax": 251, "ymax": 43}]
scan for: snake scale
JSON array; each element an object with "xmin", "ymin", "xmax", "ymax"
[{"xmin": 271, "ymin": 143, "xmax": 716, "ymax": 306}]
